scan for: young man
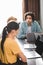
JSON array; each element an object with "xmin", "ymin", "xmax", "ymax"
[{"xmin": 17, "ymin": 12, "xmax": 42, "ymax": 39}]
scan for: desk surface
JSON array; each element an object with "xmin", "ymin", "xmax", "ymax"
[
  {"xmin": 24, "ymin": 39, "xmax": 36, "ymax": 49},
  {"xmin": 16, "ymin": 38, "xmax": 41, "ymax": 59},
  {"xmin": 16, "ymin": 38, "xmax": 43, "ymax": 65}
]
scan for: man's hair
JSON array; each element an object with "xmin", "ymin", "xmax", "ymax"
[{"xmin": 24, "ymin": 12, "xmax": 35, "ymax": 21}]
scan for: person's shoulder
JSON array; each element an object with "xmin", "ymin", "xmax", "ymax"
[
  {"xmin": 34, "ymin": 20, "xmax": 38, "ymax": 23},
  {"xmin": 20, "ymin": 21, "xmax": 27, "ymax": 26},
  {"xmin": 5, "ymin": 38, "xmax": 18, "ymax": 46},
  {"xmin": 5, "ymin": 38, "xmax": 14, "ymax": 45},
  {"xmin": 21, "ymin": 21, "xmax": 26, "ymax": 24},
  {"xmin": 33, "ymin": 20, "xmax": 39, "ymax": 25}
]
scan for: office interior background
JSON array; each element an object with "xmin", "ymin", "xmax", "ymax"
[{"xmin": 0, "ymin": 0, "xmax": 43, "ymax": 35}]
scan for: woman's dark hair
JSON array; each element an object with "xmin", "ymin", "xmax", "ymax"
[
  {"xmin": 24, "ymin": 12, "xmax": 34, "ymax": 22},
  {"xmin": 1, "ymin": 22, "xmax": 19, "ymax": 53}
]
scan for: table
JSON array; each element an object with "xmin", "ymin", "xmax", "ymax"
[{"xmin": 16, "ymin": 38, "xmax": 43, "ymax": 65}]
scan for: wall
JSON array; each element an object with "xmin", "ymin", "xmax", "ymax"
[{"xmin": 40, "ymin": 0, "xmax": 43, "ymax": 30}]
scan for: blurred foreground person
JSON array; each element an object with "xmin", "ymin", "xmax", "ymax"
[{"xmin": 0, "ymin": 22, "xmax": 27, "ymax": 65}]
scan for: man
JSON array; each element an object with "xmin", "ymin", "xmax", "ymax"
[{"xmin": 17, "ymin": 12, "xmax": 42, "ymax": 39}]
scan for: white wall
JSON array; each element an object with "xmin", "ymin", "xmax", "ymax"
[
  {"xmin": 40, "ymin": 0, "xmax": 43, "ymax": 30},
  {"xmin": 0, "ymin": 0, "xmax": 22, "ymax": 34}
]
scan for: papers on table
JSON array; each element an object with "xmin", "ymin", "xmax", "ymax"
[
  {"xmin": 24, "ymin": 44, "xmax": 36, "ymax": 49},
  {"xmin": 24, "ymin": 50, "xmax": 41, "ymax": 59}
]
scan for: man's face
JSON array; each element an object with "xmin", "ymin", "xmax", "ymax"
[{"xmin": 26, "ymin": 15, "xmax": 32, "ymax": 25}]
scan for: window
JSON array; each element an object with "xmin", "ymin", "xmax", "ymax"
[{"xmin": 0, "ymin": 0, "xmax": 22, "ymax": 34}]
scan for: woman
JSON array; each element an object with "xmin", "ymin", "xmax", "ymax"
[{"xmin": 0, "ymin": 22, "xmax": 27, "ymax": 65}]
